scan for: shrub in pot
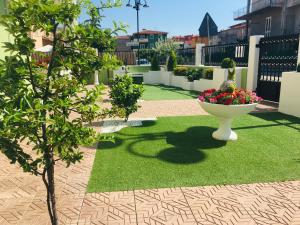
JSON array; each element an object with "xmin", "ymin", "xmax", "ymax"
[
  {"xmin": 191, "ymin": 68, "xmax": 204, "ymax": 80},
  {"xmin": 151, "ymin": 53, "xmax": 160, "ymax": 71},
  {"xmin": 174, "ymin": 66, "xmax": 188, "ymax": 76},
  {"xmin": 167, "ymin": 50, "xmax": 177, "ymax": 71},
  {"xmin": 297, "ymin": 63, "xmax": 300, "ymax": 72},
  {"xmin": 203, "ymin": 68, "xmax": 213, "ymax": 80}
]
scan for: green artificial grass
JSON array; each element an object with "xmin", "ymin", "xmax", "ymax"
[
  {"xmin": 142, "ymin": 84, "xmax": 199, "ymax": 100},
  {"xmin": 128, "ymin": 66, "xmax": 151, "ymax": 73},
  {"xmin": 87, "ymin": 113, "xmax": 300, "ymax": 192}
]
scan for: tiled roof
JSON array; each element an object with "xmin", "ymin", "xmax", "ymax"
[{"xmin": 133, "ymin": 29, "xmax": 168, "ymax": 35}]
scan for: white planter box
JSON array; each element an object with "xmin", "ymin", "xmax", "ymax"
[
  {"xmin": 182, "ymin": 81, "xmax": 194, "ymax": 90},
  {"xmin": 213, "ymin": 68, "xmax": 228, "ymax": 89},
  {"xmin": 160, "ymin": 71, "xmax": 172, "ymax": 86},
  {"xmin": 194, "ymin": 79, "xmax": 213, "ymax": 92},
  {"xmin": 279, "ymin": 72, "xmax": 300, "ymax": 118},
  {"xmin": 171, "ymin": 75, "xmax": 186, "ymax": 88},
  {"xmin": 235, "ymin": 67, "xmax": 243, "ymax": 88},
  {"xmin": 143, "ymin": 71, "xmax": 161, "ymax": 85}
]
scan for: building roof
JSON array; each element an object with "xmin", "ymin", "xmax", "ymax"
[
  {"xmin": 230, "ymin": 22, "xmax": 247, "ymax": 29},
  {"xmin": 116, "ymin": 35, "xmax": 131, "ymax": 40},
  {"xmin": 133, "ymin": 29, "xmax": 168, "ymax": 35},
  {"xmin": 199, "ymin": 13, "xmax": 218, "ymax": 37}
]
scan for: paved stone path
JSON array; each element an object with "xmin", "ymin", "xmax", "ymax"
[
  {"xmin": 1, "ymin": 97, "xmax": 299, "ymax": 225},
  {"xmin": 131, "ymin": 100, "xmax": 278, "ymax": 118},
  {"xmin": 1, "ymin": 149, "xmax": 300, "ymax": 225}
]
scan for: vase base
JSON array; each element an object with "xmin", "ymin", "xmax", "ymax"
[{"xmin": 212, "ymin": 130, "xmax": 238, "ymax": 141}]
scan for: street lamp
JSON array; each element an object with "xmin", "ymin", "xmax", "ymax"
[{"xmin": 126, "ymin": 0, "xmax": 149, "ymax": 65}]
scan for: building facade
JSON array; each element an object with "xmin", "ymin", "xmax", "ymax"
[
  {"xmin": 234, "ymin": 0, "xmax": 300, "ymax": 37},
  {"xmin": 172, "ymin": 35, "xmax": 209, "ymax": 48},
  {"xmin": 212, "ymin": 23, "xmax": 247, "ymax": 45},
  {"xmin": 116, "ymin": 35, "xmax": 132, "ymax": 51},
  {"xmin": 128, "ymin": 29, "xmax": 168, "ymax": 50}
]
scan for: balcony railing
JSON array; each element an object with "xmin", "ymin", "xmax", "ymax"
[
  {"xmin": 288, "ymin": 0, "xmax": 300, "ymax": 7},
  {"xmin": 234, "ymin": 0, "xmax": 284, "ymax": 20}
]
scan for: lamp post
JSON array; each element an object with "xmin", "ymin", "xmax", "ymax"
[{"xmin": 126, "ymin": 0, "xmax": 149, "ymax": 65}]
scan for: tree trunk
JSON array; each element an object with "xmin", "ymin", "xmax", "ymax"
[
  {"xmin": 43, "ymin": 162, "xmax": 58, "ymax": 225},
  {"xmin": 47, "ymin": 163, "xmax": 58, "ymax": 225}
]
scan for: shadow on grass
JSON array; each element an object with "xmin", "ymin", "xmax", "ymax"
[
  {"xmin": 146, "ymin": 84, "xmax": 199, "ymax": 99},
  {"xmin": 123, "ymin": 126, "xmax": 226, "ymax": 164},
  {"xmin": 235, "ymin": 112, "xmax": 300, "ymax": 132}
]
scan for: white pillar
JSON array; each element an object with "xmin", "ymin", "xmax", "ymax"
[
  {"xmin": 246, "ymin": 35, "xmax": 264, "ymax": 91},
  {"xmin": 94, "ymin": 48, "xmax": 99, "ymax": 85},
  {"xmin": 195, "ymin": 43, "xmax": 205, "ymax": 66},
  {"xmin": 297, "ymin": 34, "xmax": 300, "ymax": 65}
]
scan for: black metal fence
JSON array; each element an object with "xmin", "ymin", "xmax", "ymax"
[
  {"xmin": 202, "ymin": 42, "xmax": 249, "ymax": 67},
  {"xmin": 103, "ymin": 48, "xmax": 196, "ymax": 66},
  {"xmin": 177, "ymin": 48, "xmax": 196, "ymax": 65},
  {"xmin": 256, "ymin": 33, "xmax": 299, "ymax": 102}
]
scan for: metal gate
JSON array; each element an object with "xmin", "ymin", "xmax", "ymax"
[{"xmin": 257, "ymin": 34, "xmax": 299, "ymax": 102}]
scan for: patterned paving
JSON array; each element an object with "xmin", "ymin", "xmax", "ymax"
[
  {"xmin": 0, "ymin": 144, "xmax": 299, "ymax": 225},
  {"xmin": 0, "ymin": 100, "xmax": 299, "ymax": 225}
]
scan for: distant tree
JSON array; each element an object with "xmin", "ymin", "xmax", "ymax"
[
  {"xmin": 154, "ymin": 39, "xmax": 180, "ymax": 67},
  {"xmin": 167, "ymin": 50, "xmax": 177, "ymax": 71},
  {"xmin": 0, "ymin": 0, "xmax": 124, "ymax": 224}
]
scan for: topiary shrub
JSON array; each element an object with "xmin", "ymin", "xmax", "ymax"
[
  {"xmin": 110, "ymin": 74, "xmax": 144, "ymax": 122},
  {"xmin": 203, "ymin": 68, "xmax": 214, "ymax": 80},
  {"xmin": 151, "ymin": 54, "xmax": 160, "ymax": 71},
  {"xmin": 174, "ymin": 66, "xmax": 188, "ymax": 76},
  {"xmin": 297, "ymin": 63, "xmax": 300, "ymax": 72},
  {"xmin": 221, "ymin": 58, "xmax": 236, "ymax": 69},
  {"xmin": 221, "ymin": 58, "xmax": 236, "ymax": 81},
  {"xmin": 167, "ymin": 50, "xmax": 177, "ymax": 71}
]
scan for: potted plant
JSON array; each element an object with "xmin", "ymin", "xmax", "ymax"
[
  {"xmin": 198, "ymin": 60, "xmax": 262, "ymax": 141},
  {"xmin": 297, "ymin": 63, "xmax": 300, "ymax": 72}
]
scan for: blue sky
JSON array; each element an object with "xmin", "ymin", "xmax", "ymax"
[{"xmin": 80, "ymin": 0, "xmax": 247, "ymax": 36}]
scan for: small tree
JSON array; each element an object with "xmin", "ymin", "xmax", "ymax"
[
  {"xmin": 167, "ymin": 50, "xmax": 177, "ymax": 71},
  {"xmin": 154, "ymin": 39, "xmax": 179, "ymax": 67},
  {"xmin": 0, "ymin": 0, "xmax": 123, "ymax": 224},
  {"xmin": 151, "ymin": 53, "xmax": 160, "ymax": 71},
  {"xmin": 110, "ymin": 75, "xmax": 144, "ymax": 121}
]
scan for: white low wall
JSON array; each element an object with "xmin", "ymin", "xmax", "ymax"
[
  {"xmin": 115, "ymin": 66, "xmax": 245, "ymax": 94},
  {"xmin": 193, "ymin": 79, "xmax": 213, "ymax": 92},
  {"xmin": 279, "ymin": 72, "xmax": 300, "ymax": 118},
  {"xmin": 143, "ymin": 70, "xmax": 214, "ymax": 92},
  {"xmin": 213, "ymin": 68, "xmax": 228, "ymax": 89},
  {"xmin": 143, "ymin": 71, "xmax": 161, "ymax": 84},
  {"xmin": 171, "ymin": 75, "xmax": 187, "ymax": 89},
  {"xmin": 212, "ymin": 67, "xmax": 244, "ymax": 89}
]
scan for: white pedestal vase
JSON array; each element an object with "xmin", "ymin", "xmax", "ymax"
[{"xmin": 198, "ymin": 101, "xmax": 258, "ymax": 141}]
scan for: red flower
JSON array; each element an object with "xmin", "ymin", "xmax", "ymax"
[{"xmin": 224, "ymin": 98, "xmax": 233, "ymax": 105}]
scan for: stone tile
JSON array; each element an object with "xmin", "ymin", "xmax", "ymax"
[{"xmin": 135, "ymin": 188, "xmax": 196, "ymax": 225}]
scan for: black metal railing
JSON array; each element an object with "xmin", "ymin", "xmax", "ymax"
[
  {"xmin": 202, "ymin": 42, "xmax": 249, "ymax": 67},
  {"xmin": 102, "ymin": 48, "xmax": 196, "ymax": 66},
  {"xmin": 257, "ymin": 33, "xmax": 299, "ymax": 102},
  {"xmin": 176, "ymin": 48, "xmax": 196, "ymax": 65}
]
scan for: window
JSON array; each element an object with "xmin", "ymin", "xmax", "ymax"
[{"xmin": 265, "ymin": 17, "xmax": 272, "ymax": 37}]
